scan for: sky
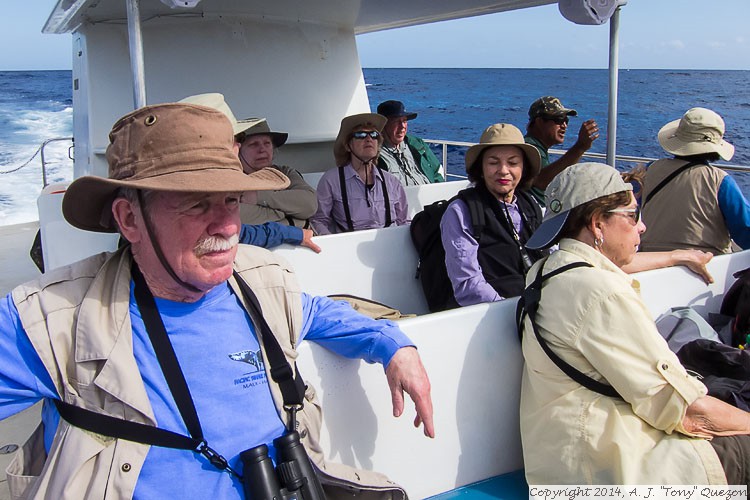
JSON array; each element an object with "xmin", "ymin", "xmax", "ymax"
[{"xmin": 2, "ymin": 0, "xmax": 749, "ymax": 71}]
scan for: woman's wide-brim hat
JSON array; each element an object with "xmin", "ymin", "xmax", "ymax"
[
  {"xmin": 464, "ymin": 123, "xmax": 542, "ymax": 182},
  {"xmin": 333, "ymin": 113, "xmax": 387, "ymax": 167},
  {"xmin": 658, "ymin": 107, "xmax": 734, "ymax": 161},
  {"xmin": 63, "ymin": 103, "xmax": 290, "ymax": 233},
  {"xmin": 178, "ymin": 92, "xmax": 264, "ymax": 137},
  {"xmin": 525, "ymin": 162, "xmax": 632, "ymax": 250},
  {"xmin": 241, "ymin": 119, "xmax": 288, "ymax": 148}
]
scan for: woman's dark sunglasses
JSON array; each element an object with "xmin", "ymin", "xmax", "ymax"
[
  {"xmin": 544, "ymin": 115, "xmax": 569, "ymax": 125},
  {"xmin": 351, "ymin": 130, "xmax": 380, "ymax": 140}
]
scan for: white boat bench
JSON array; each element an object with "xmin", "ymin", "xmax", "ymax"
[{"xmin": 292, "ymin": 250, "xmax": 750, "ymax": 498}]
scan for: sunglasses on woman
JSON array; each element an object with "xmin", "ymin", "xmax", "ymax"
[
  {"xmin": 351, "ymin": 130, "xmax": 380, "ymax": 140},
  {"xmin": 607, "ymin": 206, "xmax": 641, "ymax": 225}
]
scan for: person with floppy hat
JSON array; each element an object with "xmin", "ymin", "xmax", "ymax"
[
  {"xmin": 519, "ymin": 162, "xmax": 750, "ymax": 485},
  {"xmin": 524, "ymin": 96, "xmax": 600, "ymax": 206},
  {"xmin": 311, "ymin": 112, "xmax": 408, "ymax": 234},
  {"xmin": 640, "ymin": 107, "xmax": 750, "ymax": 254},
  {"xmin": 178, "ymin": 93, "xmax": 319, "ymax": 252},
  {"xmin": 376, "ymin": 100, "xmax": 444, "ymax": 185},
  {"xmin": 0, "ymin": 103, "xmax": 435, "ymax": 498},
  {"xmin": 236, "ymin": 119, "xmax": 318, "ymax": 229},
  {"xmin": 438, "ymin": 123, "xmax": 545, "ymax": 308},
  {"xmin": 180, "ymin": 93, "xmax": 318, "ymax": 230}
]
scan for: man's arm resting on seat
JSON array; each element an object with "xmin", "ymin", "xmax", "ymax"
[{"xmin": 300, "ymin": 294, "xmax": 434, "ymax": 437}]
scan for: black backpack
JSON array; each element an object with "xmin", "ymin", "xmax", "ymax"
[
  {"xmin": 410, "ymin": 190, "xmax": 485, "ymax": 312},
  {"xmin": 720, "ymin": 266, "xmax": 750, "ymax": 348}
]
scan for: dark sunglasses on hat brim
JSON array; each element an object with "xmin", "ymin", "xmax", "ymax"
[{"xmin": 351, "ymin": 130, "xmax": 380, "ymax": 140}]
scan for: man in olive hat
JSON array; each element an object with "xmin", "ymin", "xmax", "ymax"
[
  {"xmin": 376, "ymin": 100, "xmax": 444, "ymax": 185},
  {"xmin": 0, "ymin": 103, "xmax": 433, "ymax": 498},
  {"xmin": 524, "ymin": 96, "xmax": 600, "ymax": 206}
]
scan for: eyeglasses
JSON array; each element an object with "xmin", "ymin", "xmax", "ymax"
[
  {"xmin": 351, "ymin": 130, "xmax": 380, "ymax": 140},
  {"xmin": 544, "ymin": 115, "xmax": 569, "ymax": 125},
  {"xmin": 607, "ymin": 206, "xmax": 641, "ymax": 225}
]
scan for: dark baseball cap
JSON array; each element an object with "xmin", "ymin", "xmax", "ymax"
[
  {"xmin": 528, "ymin": 96, "xmax": 578, "ymax": 120},
  {"xmin": 377, "ymin": 100, "xmax": 418, "ymax": 121}
]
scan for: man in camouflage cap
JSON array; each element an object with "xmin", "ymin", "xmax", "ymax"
[{"xmin": 524, "ymin": 96, "xmax": 600, "ymax": 206}]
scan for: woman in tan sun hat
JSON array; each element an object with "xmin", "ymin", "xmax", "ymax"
[
  {"xmin": 310, "ymin": 112, "xmax": 408, "ymax": 234},
  {"xmin": 436, "ymin": 123, "xmax": 545, "ymax": 310},
  {"xmin": 640, "ymin": 107, "xmax": 750, "ymax": 254}
]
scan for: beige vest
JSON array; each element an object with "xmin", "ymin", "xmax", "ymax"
[
  {"xmin": 7, "ymin": 246, "xmax": 404, "ymax": 499},
  {"xmin": 640, "ymin": 158, "xmax": 731, "ymax": 254}
]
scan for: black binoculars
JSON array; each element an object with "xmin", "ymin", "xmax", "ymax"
[{"xmin": 240, "ymin": 430, "xmax": 326, "ymax": 500}]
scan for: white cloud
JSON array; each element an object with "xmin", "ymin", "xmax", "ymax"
[
  {"xmin": 708, "ymin": 41, "xmax": 726, "ymax": 49},
  {"xmin": 664, "ymin": 39, "xmax": 686, "ymax": 50},
  {"xmin": 736, "ymin": 36, "xmax": 746, "ymax": 44}
]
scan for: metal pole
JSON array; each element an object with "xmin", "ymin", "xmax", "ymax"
[
  {"xmin": 606, "ymin": 6, "xmax": 622, "ymax": 167},
  {"xmin": 126, "ymin": 0, "xmax": 147, "ymax": 108}
]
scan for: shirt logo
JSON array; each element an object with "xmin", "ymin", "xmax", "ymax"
[{"xmin": 228, "ymin": 349, "xmax": 265, "ymax": 372}]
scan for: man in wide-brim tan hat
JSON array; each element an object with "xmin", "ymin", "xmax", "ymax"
[
  {"xmin": 640, "ymin": 106, "xmax": 750, "ymax": 255},
  {"xmin": 435, "ymin": 123, "xmax": 547, "ymax": 311},
  {"xmin": 311, "ymin": 112, "xmax": 409, "ymax": 234},
  {"xmin": 0, "ymin": 102, "xmax": 434, "ymax": 498}
]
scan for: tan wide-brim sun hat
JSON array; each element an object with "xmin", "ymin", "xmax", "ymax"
[
  {"xmin": 333, "ymin": 113, "xmax": 387, "ymax": 167},
  {"xmin": 525, "ymin": 162, "xmax": 632, "ymax": 250},
  {"xmin": 178, "ymin": 92, "xmax": 264, "ymax": 137},
  {"xmin": 63, "ymin": 103, "xmax": 290, "ymax": 233},
  {"xmin": 464, "ymin": 123, "xmax": 542, "ymax": 186},
  {"xmin": 658, "ymin": 107, "xmax": 735, "ymax": 161}
]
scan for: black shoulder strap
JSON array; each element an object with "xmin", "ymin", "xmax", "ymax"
[
  {"xmin": 379, "ymin": 173, "xmax": 392, "ymax": 227},
  {"xmin": 643, "ymin": 160, "xmax": 707, "ymax": 206},
  {"xmin": 338, "ymin": 166, "xmax": 354, "ymax": 232},
  {"xmin": 516, "ymin": 261, "xmax": 622, "ymax": 399},
  {"xmin": 456, "ymin": 189, "xmax": 486, "ymax": 241},
  {"xmin": 53, "ymin": 266, "xmax": 305, "ymax": 474}
]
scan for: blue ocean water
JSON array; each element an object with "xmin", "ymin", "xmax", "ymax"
[
  {"xmin": 364, "ymin": 68, "xmax": 750, "ymax": 179},
  {"xmin": 1, "ymin": 68, "xmax": 749, "ymax": 225}
]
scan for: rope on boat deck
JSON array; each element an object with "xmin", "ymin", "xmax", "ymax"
[{"xmin": 0, "ymin": 145, "xmax": 42, "ymax": 175}]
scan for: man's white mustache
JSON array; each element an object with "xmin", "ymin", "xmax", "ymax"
[{"xmin": 194, "ymin": 234, "xmax": 239, "ymax": 256}]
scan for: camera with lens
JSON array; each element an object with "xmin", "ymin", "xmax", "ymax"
[{"xmin": 240, "ymin": 430, "xmax": 326, "ymax": 500}]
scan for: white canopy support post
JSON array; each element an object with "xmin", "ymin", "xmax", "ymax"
[
  {"xmin": 126, "ymin": 0, "xmax": 147, "ymax": 108},
  {"xmin": 606, "ymin": 5, "xmax": 622, "ymax": 167}
]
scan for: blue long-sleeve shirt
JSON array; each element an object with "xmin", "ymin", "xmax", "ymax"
[
  {"xmin": 239, "ymin": 222, "xmax": 302, "ymax": 247},
  {"xmin": 0, "ymin": 283, "xmax": 411, "ymax": 498},
  {"xmin": 718, "ymin": 175, "xmax": 750, "ymax": 249}
]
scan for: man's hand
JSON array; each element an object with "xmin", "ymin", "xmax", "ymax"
[
  {"xmin": 385, "ymin": 347, "xmax": 435, "ymax": 438},
  {"xmin": 300, "ymin": 229, "xmax": 321, "ymax": 253},
  {"xmin": 575, "ymin": 119, "xmax": 600, "ymax": 150},
  {"xmin": 671, "ymin": 249, "xmax": 714, "ymax": 284}
]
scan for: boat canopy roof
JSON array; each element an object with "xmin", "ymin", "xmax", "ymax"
[{"xmin": 43, "ymin": 0, "xmax": 555, "ymax": 35}]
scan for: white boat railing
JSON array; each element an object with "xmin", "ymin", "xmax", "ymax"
[{"xmin": 424, "ymin": 138, "xmax": 750, "ymax": 174}]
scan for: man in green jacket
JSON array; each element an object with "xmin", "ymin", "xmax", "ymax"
[{"xmin": 377, "ymin": 100, "xmax": 444, "ymax": 185}]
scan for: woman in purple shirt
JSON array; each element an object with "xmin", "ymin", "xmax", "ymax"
[
  {"xmin": 440, "ymin": 123, "xmax": 545, "ymax": 307},
  {"xmin": 311, "ymin": 113, "xmax": 408, "ymax": 234}
]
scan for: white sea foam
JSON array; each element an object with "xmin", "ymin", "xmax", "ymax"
[{"xmin": 0, "ymin": 107, "xmax": 73, "ymax": 226}]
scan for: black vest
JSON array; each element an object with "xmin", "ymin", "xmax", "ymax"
[{"xmin": 467, "ymin": 185, "xmax": 546, "ymax": 299}]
